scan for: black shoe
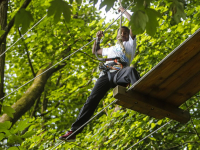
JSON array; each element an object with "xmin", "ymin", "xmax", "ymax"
[{"xmin": 59, "ymin": 131, "xmax": 76, "ymax": 142}]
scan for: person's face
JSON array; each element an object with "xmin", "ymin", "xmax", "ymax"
[{"xmin": 117, "ymin": 28, "xmax": 129, "ymax": 42}]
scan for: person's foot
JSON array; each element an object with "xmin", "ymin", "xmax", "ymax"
[{"xmin": 59, "ymin": 131, "xmax": 76, "ymax": 141}]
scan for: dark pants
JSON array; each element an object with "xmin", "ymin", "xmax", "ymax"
[{"xmin": 71, "ymin": 67, "xmax": 140, "ymax": 133}]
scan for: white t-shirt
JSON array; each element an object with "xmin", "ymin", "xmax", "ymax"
[
  {"xmin": 102, "ymin": 35, "xmax": 136, "ymax": 65},
  {"xmin": 99, "ymin": 35, "xmax": 136, "ymax": 77}
]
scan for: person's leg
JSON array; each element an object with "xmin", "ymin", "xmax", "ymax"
[
  {"xmin": 114, "ymin": 67, "xmax": 140, "ymax": 86},
  {"xmin": 70, "ymin": 72, "xmax": 116, "ymax": 133}
]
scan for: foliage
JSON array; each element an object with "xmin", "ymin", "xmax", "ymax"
[{"xmin": 0, "ymin": 0, "xmax": 200, "ymax": 150}]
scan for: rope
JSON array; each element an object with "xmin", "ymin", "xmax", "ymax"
[
  {"xmin": 103, "ymin": 1, "xmax": 134, "ymax": 33},
  {"xmin": 0, "ymin": 15, "xmax": 47, "ymax": 58},
  {"xmin": 127, "ymin": 120, "xmax": 172, "ymax": 150},
  {"xmin": 0, "ymin": 1, "xmax": 135, "ymax": 101},
  {"xmin": 0, "ymin": 2, "xmax": 134, "ymax": 149},
  {"xmin": 127, "ymin": 27, "xmax": 200, "ymax": 91},
  {"xmin": 125, "ymin": 27, "xmax": 200, "ymax": 149},
  {"xmin": 0, "ymin": 38, "xmax": 95, "ymax": 101},
  {"xmin": 117, "ymin": 0, "xmax": 126, "ymax": 54},
  {"xmin": 49, "ymin": 99, "xmax": 118, "ymax": 150},
  {"xmin": 48, "ymin": 2, "xmax": 135, "ymax": 149}
]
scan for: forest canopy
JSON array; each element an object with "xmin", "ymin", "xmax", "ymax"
[{"xmin": 0, "ymin": 0, "xmax": 200, "ymax": 149}]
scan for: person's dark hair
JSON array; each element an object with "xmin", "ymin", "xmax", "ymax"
[{"xmin": 117, "ymin": 26, "xmax": 130, "ymax": 33}]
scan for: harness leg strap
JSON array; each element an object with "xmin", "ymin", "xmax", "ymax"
[{"xmin": 107, "ymin": 71, "xmax": 113, "ymax": 87}]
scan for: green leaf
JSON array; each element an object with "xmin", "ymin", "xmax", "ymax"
[
  {"xmin": 151, "ymin": 123, "xmax": 156, "ymax": 129},
  {"xmin": 145, "ymin": 8, "xmax": 161, "ymax": 36},
  {"xmin": 14, "ymin": 9, "xmax": 33, "ymax": 34},
  {"xmin": 2, "ymin": 105, "xmax": 15, "ymax": 118},
  {"xmin": 8, "ymin": 134, "xmax": 23, "ymax": 144},
  {"xmin": 157, "ymin": 120, "xmax": 163, "ymax": 125},
  {"xmin": 135, "ymin": 0, "xmax": 145, "ymax": 8},
  {"xmin": 0, "ymin": 121, "xmax": 12, "ymax": 132},
  {"xmin": 130, "ymin": 9, "xmax": 148, "ymax": 35},
  {"xmin": 99, "ymin": 0, "xmax": 115, "ymax": 12},
  {"xmin": 7, "ymin": 147, "xmax": 19, "ymax": 150},
  {"xmin": 16, "ymin": 120, "xmax": 30, "ymax": 131},
  {"xmin": 62, "ymin": 2, "xmax": 72, "ymax": 23},
  {"xmin": 47, "ymin": 0, "xmax": 72, "ymax": 24},
  {"xmin": 170, "ymin": 0, "xmax": 186, "ymax": 23},
  {"xmin": 76, "ymin": 0, "xmax": 82, "ymax": 4},
  {"xmin": 0, "ymin": 133, "xmax": 5, "ymax": 141},
  {"xmin": 21, "ymin": 130, "xmax": 35, "ymax": 138}
]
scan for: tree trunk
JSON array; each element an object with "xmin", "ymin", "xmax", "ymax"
[
  {"xmin": 0, "ymin": 0, "xmax": 32, "ymax": 46},
  {"xmin": 0, "ymin": 64, "xmax": 65, "ymax": 124},
  {"xmin": 0, "ymin": 0, "xmax": 8, "ymax": 112}
]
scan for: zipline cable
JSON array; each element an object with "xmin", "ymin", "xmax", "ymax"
[
  {"xmin": 127, "ymin": 120, "xmax": 172, "ymax": 150},
  {"xmin": 49, "ymin": 99, "xmax": 118, "ymax": 150},
  {"xmin": 103, "ymin": 1, "xmax": 134, "ymax": 33},
  {"xmin": 48, "ymin": 2, "xmax": 135, "ymax": 149},
  {"xmin": 0, "ymin": 2, "xmax": 134, "ymax": 149},
  {"xmin": 0, "ymin": 38, "xmax": 95, "ymax": 101},
  {"xmin": 0, "ymin": 1, "xmax": 135, "ymax": 101},
  {"xmin": 0, "ymin": 15, "xmax": 47, "ymax": 58},
  {"xmin": 128, "ymin": 28, "xmax": 200, "ymax": 92},
  {"xmin": 118, "ymin": 0, "xmax": 126, "ymax": 54},
  {"xmin": 126, "ymin": 97, "xmax": 200, "ymax": 149}
]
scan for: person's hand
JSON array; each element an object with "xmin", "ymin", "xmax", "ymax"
[
  {"xmin": 96, "ymin": 31, "xmax": 104, "ymax": 41},
  {"xmin": 118, "ymin": 6, "xmax": 125, "ymax": 13}
]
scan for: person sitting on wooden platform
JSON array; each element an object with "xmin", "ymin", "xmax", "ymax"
[{"xmin": 59, "ymin": 6, "xmax": 140, "ymax": 141}]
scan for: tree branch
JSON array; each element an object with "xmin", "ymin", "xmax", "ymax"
[
  {"xmin": 0, "ymin": 63, "xmax": 66, "ymax": 125},
  {"xmin": 18, "ymin": 28, "xmax": 36, "ymax": 77},
  {"xmin": 0, "ymin": 0, "xmax": 7, "ymax": 5}
]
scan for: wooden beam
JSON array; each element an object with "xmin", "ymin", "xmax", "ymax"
[
  {"xmin": 116, "ymin": 99, "xmax": 164, "ymax": 119},
  {"xmin": 113, "ymin": 86, "xmax": 190, "ymax": 123}
]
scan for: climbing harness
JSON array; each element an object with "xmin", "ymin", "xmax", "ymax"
[
  {"xmin": 95, "ymin": 37, "xmax": 127, "ymax": 86},
  {"xmin": 94, "ymin": 0, "xmax": 130, "ymax": 87},
  {"xmin": 0, "ymin": 1, "xmax": 135, "ymax": 150}
]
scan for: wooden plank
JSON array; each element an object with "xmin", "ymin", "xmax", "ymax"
[
  {"xmin": 133, "ymin": 29, "xmax": 200, "ymax": 96},
  {"xmin": 148, "ymin": 51, "xmax": 200, "ymax": 100},
  {"xmin": 116, "ymin": 100, "xmax": 164, "ymax": 119},
  {"xmin": 166, "ymin": 70, "xmax": 200, "ymax": 106},
  {"xmin": 113, "ymin": 86, "xmax": 190, "ymax": 123}
]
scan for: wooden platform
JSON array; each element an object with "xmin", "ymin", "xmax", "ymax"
[{"xmin": 113, "ymin": 28, "xmax": 200, "ymax": 123}]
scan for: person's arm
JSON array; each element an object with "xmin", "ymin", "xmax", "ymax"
[
  {"xmin": 118, "ymin": 7, "xmax": 136, "ymax": 40},
  {"xmin": 92, "ymin": 31, "xmax": 104, "ymax": 55}
]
